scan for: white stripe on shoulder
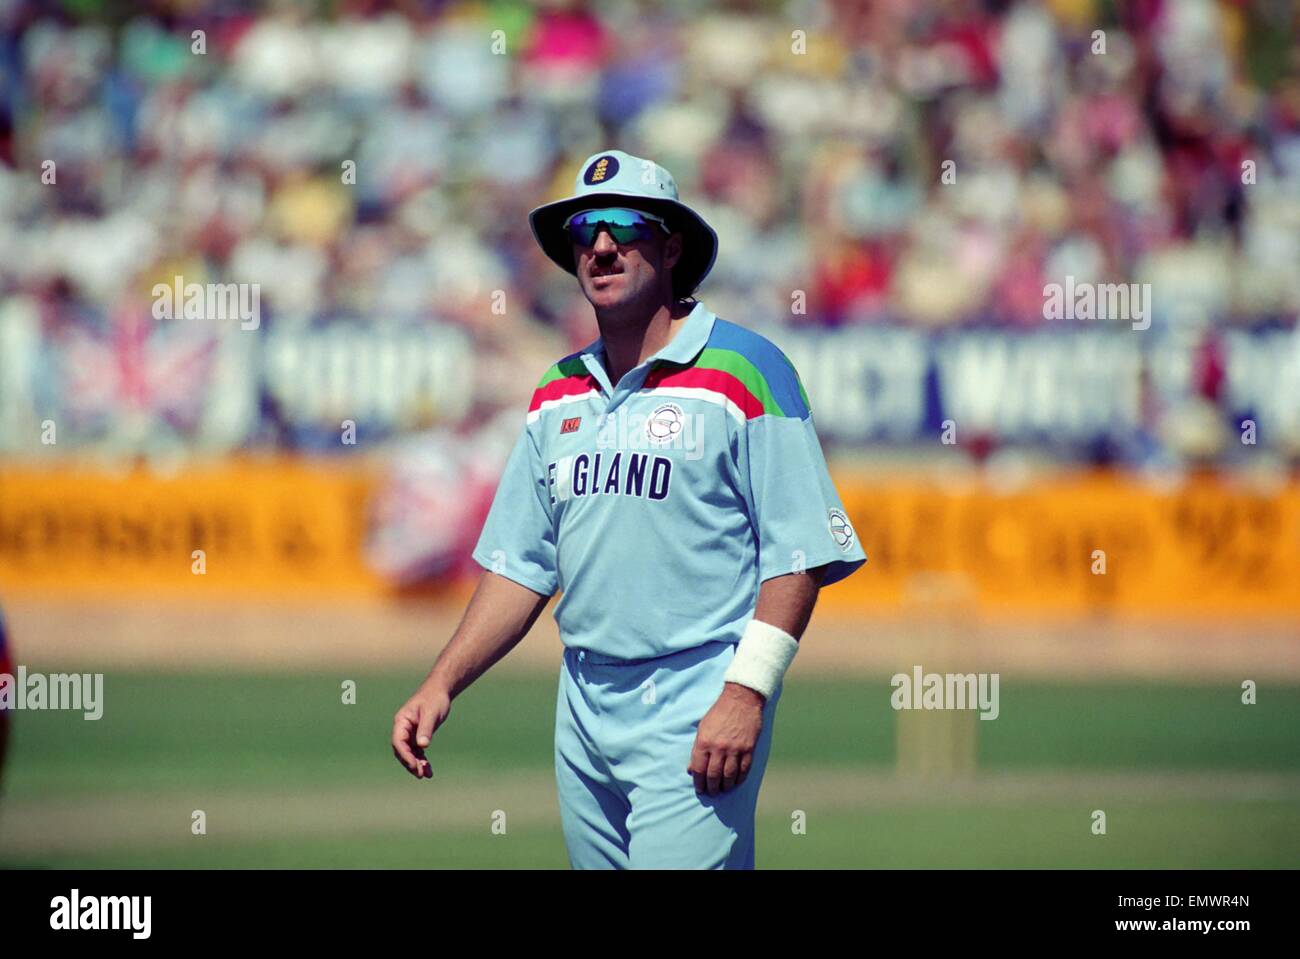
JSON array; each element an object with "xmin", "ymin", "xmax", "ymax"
[
  {"xmin": 640, "ymin": 385, "xmax": 747, "ymax": 424},
  {"xmin": 525, "ymin": 389, "xmax": 602, "ymax": 424}
]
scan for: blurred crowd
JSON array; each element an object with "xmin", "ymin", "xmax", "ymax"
[{"xmin": 0, "ymin": 0, "xmax": 1297, "ymax": 448}]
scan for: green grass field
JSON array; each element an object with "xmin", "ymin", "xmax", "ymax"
[{"xmin": 2, "ymin": 670, "xmax": 1298, "ymax": 868}]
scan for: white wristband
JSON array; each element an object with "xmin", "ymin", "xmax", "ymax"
[{"xmin": 724, "ymin": 619, "xmax": 799, "ymax": 700}]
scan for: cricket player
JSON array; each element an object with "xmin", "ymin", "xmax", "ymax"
[{"xmin": 392, "ymin": 150, "xmax": 866, "ymax": 868}]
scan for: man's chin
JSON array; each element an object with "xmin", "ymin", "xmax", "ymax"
[{"xmin": 583, "ymin": 282, "xmax": 634, "ymax": 309}]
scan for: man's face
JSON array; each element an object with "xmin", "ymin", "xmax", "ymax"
[{"xmin": 572, "ymin": 211, "xmax": 682, "ymax": 310}]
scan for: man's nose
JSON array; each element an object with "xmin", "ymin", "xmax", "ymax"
[{"xmin": 592, "ymin": 229, "xmax": 618, "ymax": 256}]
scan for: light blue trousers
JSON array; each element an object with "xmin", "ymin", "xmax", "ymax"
[{"xmin": 554, "ymin": 640, "xmax": 782, "ymax": 869}]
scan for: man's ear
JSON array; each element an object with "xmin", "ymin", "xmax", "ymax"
[{"xmin": 663, "ymin": 232, "xmax": 683, "ymax": 271}]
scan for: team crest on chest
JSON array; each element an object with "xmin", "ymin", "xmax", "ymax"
[{"xmin": 646, "ymin": 402, "xmax": 685, "ymax": 446}]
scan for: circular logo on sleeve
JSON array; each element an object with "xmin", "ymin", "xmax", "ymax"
[{"xmin": 828, "ymin": 508, "xmax": 855, "ymax": 552}]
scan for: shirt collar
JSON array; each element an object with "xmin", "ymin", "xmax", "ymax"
[
  {"xmin": 578, "ymin": 301, "xmax": 715, "ymax": 373},
  {"xmin": 651, "ymin": 300, "xmax": 714, "ymax": 366}
]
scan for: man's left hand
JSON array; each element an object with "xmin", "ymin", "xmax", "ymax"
[{"xmin": 688, "ymin": 682, "xmax": 765, "ymax": 795}]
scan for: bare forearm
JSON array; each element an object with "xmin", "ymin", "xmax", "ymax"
[
  {"xmin": 752, "ymin": 564, "xmax": 826, "ymax": 640},
  {"xmin": 692, "ymin": 567, "xmax": 828, "ymax": 793},
  {"xmin": 425, "ymin": 571, "xmax": 550, "ymax": 699}
]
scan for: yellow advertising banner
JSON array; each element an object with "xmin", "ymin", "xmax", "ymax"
[
  {"xmin": 826, "ymin": 470, "xmax": 1300, "ymax": 615},
  {"xmin": 0, "ymin": 459, "xmax": 386, "ymax": 597},
  {"xmin": 1, "ymin": 461, "xmax": 1297, "ymax": 614}
]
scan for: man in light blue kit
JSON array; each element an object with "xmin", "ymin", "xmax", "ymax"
[{"xmin": 392, "ymin": 150, "xmax": 866, "ymax": 869}]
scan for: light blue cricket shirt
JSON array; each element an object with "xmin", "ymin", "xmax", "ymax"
[{"xmin": 472, "ymin": 301, "xmax": 866, "ymax": 660}]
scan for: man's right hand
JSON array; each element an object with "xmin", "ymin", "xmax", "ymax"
[
  {"xmin": 392, "ymin": 683, "xmax": 452, "ymax": 779},
  {"xmin": 389, "ymin": 571, "xmax": 552, "ymax": 780}
]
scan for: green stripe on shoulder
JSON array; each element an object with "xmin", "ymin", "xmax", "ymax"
[
  {"xmin": 694, "ymin": 348, "xmax": 787, "ymax": 417},
  {"xmin": 536, "ymin": 355, "xmax": 589, "ymax": 389}
]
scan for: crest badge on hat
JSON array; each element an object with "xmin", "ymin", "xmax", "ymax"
[
  {"xmin": 529, "ymin": 150, "xmax": 718, "ymax": 300},
  {"xmin": 583, "ymin": 155, "xmax": 619, "ymax": 184}
]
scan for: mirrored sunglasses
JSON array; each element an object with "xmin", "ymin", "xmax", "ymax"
[{"xmin": 564, "ymin": 207, "xmax": 671, "ymax": 246}]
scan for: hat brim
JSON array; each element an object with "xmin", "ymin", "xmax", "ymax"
[{"xmin": 528, "ymin": 191, "xmax": 718, "ymax": 300}]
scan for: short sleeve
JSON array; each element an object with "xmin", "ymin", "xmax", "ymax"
[
  {"xmin": 471, "ymin": 425, "xmax": 558, "ymax": 595},
  {"xmin": 738, "ymin": 370, "xmax": 867, "ymax": 587}
]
